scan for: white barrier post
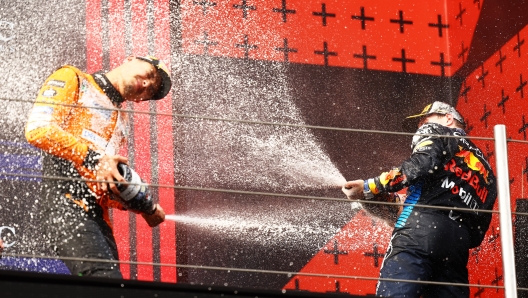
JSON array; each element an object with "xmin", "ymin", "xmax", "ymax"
[{"xmin": 494, "ymin": 124, "xmax": 517, "ymax": 297}]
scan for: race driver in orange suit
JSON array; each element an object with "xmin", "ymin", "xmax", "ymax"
[
  {"xmin": 25, "ymin": 56, "xmax": 171, "ymax": 278},
  {"xmin": 342, "ymin": 102, "xmax": 497, "ymax": 297}
]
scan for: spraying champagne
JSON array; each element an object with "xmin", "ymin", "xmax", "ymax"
[{"xmin": 114, "ymin": 162, "xmax": 165, "ymax": 227}]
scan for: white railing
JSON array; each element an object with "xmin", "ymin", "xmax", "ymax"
[{"xmin": 495, "ymin": 125, "xmax": 517, "ymax": 298}]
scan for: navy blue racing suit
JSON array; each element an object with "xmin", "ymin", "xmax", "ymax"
[{"xmin": 364, "ymin": 123, "xmax": 497, "ymax": 298}]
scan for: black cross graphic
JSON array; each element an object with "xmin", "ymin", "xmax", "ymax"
[
  {"xmin": 324, "ymin": 239, "xmax": 348, "ymax": 265},
  {"xmin": 485, "ymin": 144, "xmax": 494, "ymax": 160},
  {"xmin": 455, "ymin": 3, "xmax": 466, "ymax": 26},
  {"xmin": 294, "ymin": 279, "xmax": 308, "ymax": 291},
  {"xmin": 392, "ymin": 49, "xmax": 415, "ymax": 73},
  {"xmin": 458, "ymin": 41, "xmax": 469, "ymax": 63},
  {"xmin": 480, "ymin": 104, "xmax": 491, "ymax": 129},
  {"xmin": 523, "ymin": 157, "xmax": 528, "ymax": 181},
  {"xmin": 193, "ymin": 1, "xmax": 216, "ymax": 15},
  {"xmin": 495, "ymin": 50, "xmax": 506, "ymax": 73},
  {"xmin": 273, "ymin": 0, "xmax": 295, "ymax": 23},
  {"xmin": 313, "ymin": 3, "xmax": 336, "ymax": 27},
  {"xmin": 487, "ymin": 225, "xmax": 499, "ymax": 251},
  {"xmin": 474, "ymin": 281, "xmax": 486, "ymax": 297},
  {"xmin": 233, "ymin": 0, "xmax": 256, "ymax": 19},
  {"xmin": 364, "ymin": 243, "xmax": 385, "ymax": 267},
  {"xmin": 471, "ymin": 246, "xmax": 481, "ymax": 264},
  {"xmin": 428, "ymin": 14, "xmax": 449, "ymax": 38},
  {"xmin": 275, "ymin": 38, "xmax": 297, "ymax": 62},
  {"xmin": 513, "ymin": 33, "xmax": 525, "ymax": 58},
  {"xmin": 474, "ymin": 0, "xmax": 481, "ymax": 9},
  {"xmin": 431, "ymin": 52, "xmax": 451, "ymax": 77},
  {"xmin": 326, "ymin": 280, "xmax": 347, "ymax": 294},
  {"xmin": 390, "ymin": 10, "xmax": 413, "ymax": 33},
  {"xmin": 352, "ymin": 7, "xmax": 375, "ymax": 30},
  {"xmin": 354, "ymin": 45, "xmax": 376, "ymax": 69},
  {"xmin": 520, "ymin": 115, "xmax": 528, "ymax": 140},
  {"xmin": 314, "ymin": 42, "xmax": 337, "ymax": 66},
  {"xmin": 336, "ymin": 280, "xmax": 346, "ymax": 293},
  {"xmin": 335, "ymin": 281, "xmax": 342, "ymax": 293},
  {"xmin": 516, "ymin": 73, "xmax": 527, "ymax": 98},
  {"xmin": 491, "ymin": 267, "xmax": 503, "ymax": 293},
  {"xmin": 465, "ymin": 119, "xmax": 474, "ymax": 134},
  {"xmin": 460, "ymin": 79, "xmax": 471, "ymax": 103},
  {"xmin": 370, "ymin": 216, "xmax": 377, "ymax": 227},
  {"xmin": 194, "ymin": 31, "xmax": 218, "ymax": 55},
  {"xmin": 497, "ymin": 89, "xmax": 510, "ymax": 114},
  {"xmin": 477, "ymin": 64, "xmax": 489, "ymax": 88},
  {"xmin": 236, "ymin": 35, "xmax": 257, "ymax": 59}
]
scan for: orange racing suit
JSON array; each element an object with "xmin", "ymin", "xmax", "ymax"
[{"xmin": 25, "ymin": 65, "xmax": 127, "ymax": 229}]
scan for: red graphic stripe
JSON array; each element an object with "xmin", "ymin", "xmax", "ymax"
[
  {"xmin": 154, "ymin": 0, "xmax": 177, "ymax": 283},
  {"xmin": 86, "ymin": 0, "xmax": 132, "ymax": 279},
  {"xmin": 109, "ymin": 0, "xmax": 126, "ymax": 69},
  {"xmin": 131, "ymin": 0, "xmax": 154, "ymax": 281},
  {"xmin": 86, "ymin": 0, "xmax": 102, "ymax": 73},
  {"xmin": 108, "ymin": 0, "xmax": 132, "ymax": 280}
]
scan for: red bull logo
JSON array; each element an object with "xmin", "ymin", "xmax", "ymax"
[
  {"xmin": 380, "ymin": 168, "xmax": 405, "ymax": 188},
  {"xmin": 455, "ymin": 149, "xmax": 489, "ymax": 183},
  {"xmin": 444, "ymin": 158, "xmax": 490, "ymax": 203}
]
